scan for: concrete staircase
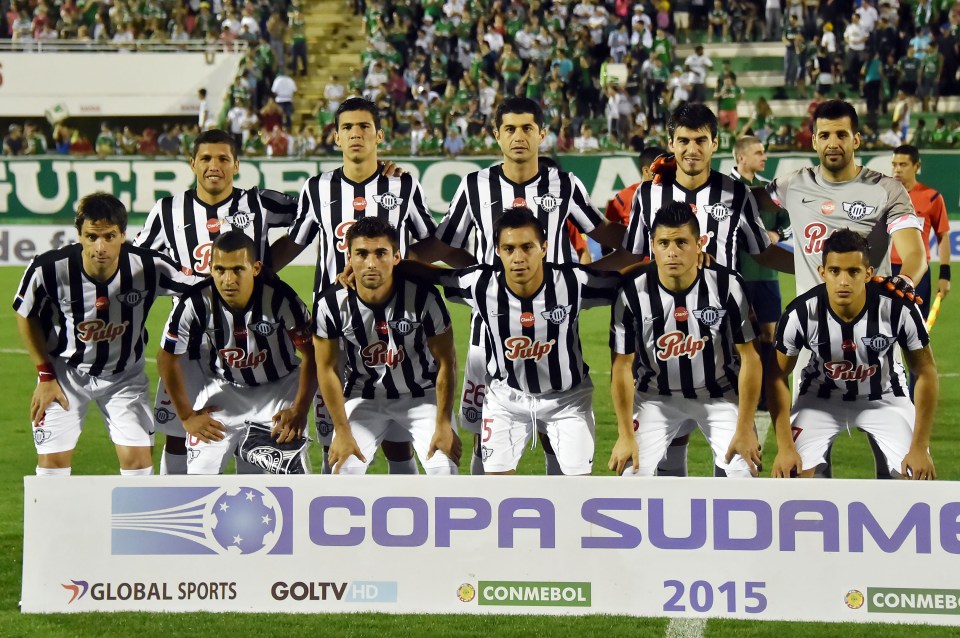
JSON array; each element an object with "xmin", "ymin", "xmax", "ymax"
[{"xmin": 294, "ymin": 1, "xmax": 364, "ymax": 127}]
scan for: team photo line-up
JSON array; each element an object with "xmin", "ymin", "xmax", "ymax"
[{"xmin": 14, "ymin": 95, "xmax": 949, "ymax": 479}]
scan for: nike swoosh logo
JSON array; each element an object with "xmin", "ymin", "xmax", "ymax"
[
  {"xmin": 325, "ymin": 200, "xmax": 339, "ymax": 207},
  {"xmin": 176, "ymin": 223, "xmax": 193, "ymax": 230},
  {"xmin": 489, "ymin": 312, "xmax": 505, "ymax": 317},
  {"xmin": 643, "ymin": 317, "xmax": 657, "ymax": 323},
  {"xmin": 801, "ymin": 198, "xmax": 816, "ymax": 204},
  {"xmin": 147, "ymin": 430, "xmax": 156, "ymax": 436},
  {"xmin": 481, "ymin": 201, "xmax": 500, "ymax": 209}
]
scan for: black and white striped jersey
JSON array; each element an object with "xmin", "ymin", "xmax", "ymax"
[
  {"xmin": 314, "ymin": 278, "xmax": 451, "ymax": 400},
  {"xmin": 441, "ymin": 263, "xmax": 620, "ymax": 394},
  {"xmin": 14, "ymin": 243, "xmax": 198, "ymax": 377},
  {"xmin": 624, "ymin": 171, "xmax": 771, "ymax": 269},
  {"xmin": 134, "ymin": 187, "xmax": 297, "ymax": 274},
  {"xmin": 435, "ymin": 164, "xmax": 605, "ymax": 265},
  {"xmin": 289, "ymin": 168, "xmax": 436, "ymax": 293},
  {"xmin": 611, "ymin": 263, "xmax": 755, "ymax": 398},
  {"xmin": 775, "ymin": 281, "xmax": 927, "ymax": 400},
  {"xmin": 162, "ymin": 275, "xmax": 312, "ymax": 386}
]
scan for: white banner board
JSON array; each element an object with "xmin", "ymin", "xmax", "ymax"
[{"xmin": 20, "ymin": 475, "xmax": 960, "ymax": 624}]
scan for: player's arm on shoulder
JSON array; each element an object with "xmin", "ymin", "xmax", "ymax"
[
  {"xmin": 891, "ymin": 226, "xmax": 928, "ymax": 287},
  {"xmin": 902, "ymin": 345, "xmax": 938, "ymax": 480},
  {"xmin": 408, "ymin": 236, "xmax": 477, "ymax": 267},
  {"xmin": 313, "ymin": 335, "xmax": 364, "ymax": 472},
  {"xmin": 586, "ymin": 218, "xmax": 627, "ymax": 251},
  {"xmin": 270, "ymin": 233, "xmax": 307, "ymax": 271},
  {"xmin": 259, "ymin": 188, "xmax": 298, "ymax": 226},
  {"xmin": 753, "ymin": 243, "xmax": 795, "ymax": 273},
  {"xmin": 608, "ymin": 351, "xmax": 639, "ymax": 475},
  {"xmin": 728, "ymin": 341, "xmax": 762, "ymax": 476},
  {"xmin": 18, "ymin": 313, "xmax": 68, "ymax": 426},
  {"xmin": 426, "ymin": 327, "xmax": 461, "ymax": 465}
]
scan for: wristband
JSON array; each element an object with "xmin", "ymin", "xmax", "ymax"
[
  {"xmin": 37, "ymin": 362, "xmax": 56, "ymax": 382},
  {"xmin": 940, "ymin": 264, "xmax": 951, "ymax": 281}
]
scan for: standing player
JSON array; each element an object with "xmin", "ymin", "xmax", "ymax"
[
  {"xmin": 314, "ymin": 218, "xmax": 460, "ymax": 474},
  {"xmin": 271, "ymin": 97, "xmax": 457, "ymax": 474},
  {"xmin": 768, "ymin": 230, "xmax": 937, "ymax": 479},
  {"xmin": 609, "ymin": 202, "xmax": 763, "ymax": 477},
  {"xmin": 414, "ymin": 96, "xmax": 630, "ymax": 475},
  {"xmin": 157, "ymin": 231, "xmax": 316, "ymax": 475},
  {"xmin": 14, "ymin": 193, "xmax": 198, "ymax": 476},
  {"xmin": 134, "ymin": 128, "xmax": 298, "ymax": 475},
  {"xmin": 435, "ymin": 208, "xmax": 622, "ymax": 475},
  {"xmin": 732, "ymin": 135, "xmax": 791, "ymax": 410}
]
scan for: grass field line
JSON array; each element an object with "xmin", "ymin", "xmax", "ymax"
[{"xmin": 665, "ymin": 617, "xmax": 707, "ymax": 638}]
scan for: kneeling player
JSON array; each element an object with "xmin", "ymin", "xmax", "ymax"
[
  {"xmin": 435, "ymin": 208, "xmax": 621, "ymax": 475},
  {"xmin": 314, "ymin": 217, "xmax": 461, "ymax": 475},
  {"xmin": 609, "ymin": 201, "xmax": 763, "ymax": 477},
  {"xmin": 768, "ymin": 229, "xmax": 937, "ymax": 479},
  {"xmin": 157, "ymin": 231, "xmax": 316, "ymax": 474}
]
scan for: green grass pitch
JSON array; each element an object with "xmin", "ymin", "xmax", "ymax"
[{"xmin": 1, "ymin": 265, "xmax": 956, "ymax": 636}]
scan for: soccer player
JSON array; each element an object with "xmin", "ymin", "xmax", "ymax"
[
  {"xmin": 314, "ymin": 217, "xmax": 460, "ymax": 475},
  {"xmin": 157, "ymin": 231, "xmax": 316, "ymax": 475},
  {"xmin": 415, "ymin": 96, "xmax": 630, "ymax": 475},
  {"xmin": 436, "ymin": 208, "xmax": 622, "ymax": 475},
  {"xmin": 134, "ymin": 128, "xmax": 298, "ymax": 475},
  {"xmin": 271, "ymin": 97, "xmax": 452, "ymax": 475},
  {"xmin": 768, "ymin": 230, "xmax": 937, "ymax": 479},
  {"xmin": 14, "ymin": 193, "xmax": 198, "ymax": 476},
  {"xmin": 609, "ymin": 202, "xmax": 763, "ymax": 477}
]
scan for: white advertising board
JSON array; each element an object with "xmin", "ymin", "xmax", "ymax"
[{"xmin": 20, "ymin": 475, "xmax": 960, "ymax": 624}]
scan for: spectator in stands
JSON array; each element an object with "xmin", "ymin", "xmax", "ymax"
[
  {"xmin": 919, "ymin": 41, "xmax": 943, "ymax": 112},
  {"xmin": 259, "ymin": 97, "xmax": 283, "ymax": 132},
  {"xmin": 898, "ymin": 46, "xmax": 922, "ymax": 100},
  {"xmin": 443, "ymin": 126, "xmax": 465, "ymax": 157},
  {"xmin": 892, "ymin": 89, "xmax": 912, "ymax": 141},
  {"xmin": 765, "ymin": 0, "xmax": 783, "ymax": 42},
  {"xmin": 862, "ymin": 50, "xmax": 883, "ymax": 131},
  {"xmin": 119, "ymin": 126, "xmax": 139, "ymax": 155},
  {"xmin": 271, "ymin": 71, "xmax": 297, "ymax": 128},
  {"xmin": 158, "ymin": 124, "xmax": 181, "ymax": 156},
  {"xmin": 574, "ymin": 122, "xmax": 600, "ymax": 153},
  {"xmin": 22, "ymin": 122, "xmax": 47, "ymax": 155},
  {"xmin": 684, "ymin": 45, "xmax": 713, "ymax": 104},
  {"xmin": 95, "ymin": 122, "xmax": 116, "ymax": 156},
  {"xmin": 783, "ymin": 14, "xmax": 802, "ymax": 90},
  {"xmin": 266, "ymin": 10, "xmax": 286, "ymax": 74},
  {"xmin": 843, "ymin": 13, "xmax": 868, "ymax": 87},
  {"xmin": 717, "ymin": 74, "xmax": 743, "ymax": 132},
  {"xmin": 739, "ymin": 96, "xmax": 775, "ymax": 141},
  {"xmin": 767, "ymin": 122, "xmax": 796, "ymax": 151},
  {"xmin": 708, "ymin": 0, "xmax": 729, "ymax": 43},
  {"xmin": 266, "ymin": 125, "xmax": 292, "ymax": 156},
  {"xmin": 3, "ymin": 124, "xmax": 24, "ymax": 156},
  {"xmin": 880, "ymin": 121, "xmax": 904, "ymax": 148}
]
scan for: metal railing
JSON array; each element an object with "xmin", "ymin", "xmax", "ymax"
[{"xmin": 0, "ymin": 39, "xmax": 248, "ymax": 54}]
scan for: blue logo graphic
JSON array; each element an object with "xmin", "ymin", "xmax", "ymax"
[
  {"xmin": 62, "ymin": 579, "xmax": 89, "ymax": 603},
  {"xmin": 111, "ymin": 486, "xmax": 293, "ymax": 555}
]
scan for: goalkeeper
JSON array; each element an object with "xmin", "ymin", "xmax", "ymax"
[{"xmin": 157, "ymin": 231, "xmax": 316, "ymax": 475}]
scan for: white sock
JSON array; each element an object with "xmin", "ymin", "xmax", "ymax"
[
  {"xmin": 36, "ymin": 466, "xmax": 71, "ymax": 476},
  {"xmin": 120, "ymin": 466, "xmax": 154, "ymax": 476},
  {"xmin": 160, "ymin": 451, "xmax": 188, "ymax": 475},
  {"xmin": 388, "ymin": 457, "xmax": 419, "ymax": 474},
  {"xmin": 656, "ymin": 444, "xmax": 689, "ymax": 477},
  {"xmin": 544, "ymin": 451, "xmax": 563, "ymax": 475},
  {"xmin": 470, "ymin": 450, "xmax": 485, "ymax": 475}
]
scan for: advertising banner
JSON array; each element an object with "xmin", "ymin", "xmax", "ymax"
[{"xmin": 21, "ymin": 475, "xmax": 960, "ymax": 624}]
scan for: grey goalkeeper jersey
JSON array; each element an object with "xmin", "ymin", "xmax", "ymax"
[{"xmin": 765, "ymin": 165, "xmax": 922, "ymax": 294}]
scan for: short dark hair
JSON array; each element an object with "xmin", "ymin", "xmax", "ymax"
[
  {"xmin": 822, "ymin": 228, "xmax": 870, "ymax": 266},
  {"xmin": 667, "ymin": 102, "xmax": 718, "ymax": 141},
  {"xmin": 650, "ymin": 200, "xmax": 701, "ymax": 238},
  {"xmin": 212, "ymin": 230, "xmax": 257, "ymax": 263},
  {"xmin": 494, "ymin": 96, "xmax": 544, "ymax": 129},
  {"xmin": 493, "ymin": 207, "xmax": 546, "ymax": 245},
  {"xmin": 639, "ymin": 146, "xmax": 665, "ymax": 169},
  {"xmin": 345, "ymin": 216, "xmax": 399, "ymax": 251},
  {"xmin": 892, "ymin": 144, "xmax": 920, "ymax": 164},
  {"xmin": 193, "ymin": 129, "xmax": 240, "ymax": 160},
  {"xmin": 76, "ymin": 192, "xmax": 128, "ymax": 233},
  {"xmin": 336, "ymin": 97, "xmax": 382, "ymax": 131},
  {"xmin": 812, "ymin": 99, "xmax": 859, "ymax": 133}
]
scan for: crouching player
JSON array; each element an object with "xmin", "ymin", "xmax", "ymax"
[
  {"xmin": 14, "ymin": 193, "xmax": 199, "ymax": 475},
  {"xmin": 157, "ymin": 231, "xmax": 316, "ymax": 474},
  {"xmin": 314, "ymin": 217, "xmax": 461, "ymax": 474},
  {"xmin": 609, "ymin": 201, "xmax": 763, "ymax": 477},
  {"xmin": 768, "ymin": 229, "xmax": 937, "ymax": 479}
]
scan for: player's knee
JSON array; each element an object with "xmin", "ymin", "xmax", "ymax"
[
  {"xmin": 117, "ymin": 446, "xmax": 153, "ymax": 471},
  {"xmin": 165, "ymin": 435, "xmax": 187, "ymax": 454},
  {"xmin": 37, "ymin": 451, "xmax": 73, "ymax": 469}
]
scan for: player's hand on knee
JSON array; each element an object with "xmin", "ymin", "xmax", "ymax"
[
  {"xmin": 183, "ymin": 407, "xmax": 226, "ymax": 443},
  {"xmin": 271, "ymin": 408, "xmax": 307, "ymax": 443},
  {"xmin": 428, "ymin": 426, "xmax": 462, "ymax": 465},
  {"xmin": 608, "ymin": 435, "xmax": 639, "ymax": 475},
  {"xmin": 726, "ymin": 431, "xmax": 762, "ymax": 477},
  {"xmin": 30, "ymin": 379, "xmax": 69, "ymax": 426},
  {"xmin": 329, "ymin": 431, "xmax": 365, "ymax": 474},
  {"xmin": 770, "ymin": 450, "xmax": 803, "ymax": 478},
  {"xmin": 901, "ymin": 449, "xmax": 936, "ymax": 480}
]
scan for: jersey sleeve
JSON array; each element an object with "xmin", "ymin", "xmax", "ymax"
[
  {"xmin": 402, "ymin": 177, "xmax": 438, "ymax": 241},
  {"xmin": 566, "ymin": 173, "xmax": 604, "ymax": 234},
  {"xmin": 576, "ymin": 266, "xmax": 622, "ymax": 308},
  {"xmin": 276, "ymin": 284, "xmax": 312, "ymax": 349},
  {"xmin": 163, "ymin": 296, "xmax": 200, "ymax": 355},
  {"xmin": 774, "ymin": 307, "xmax": 805, "ymax": 356},
  {"xmin": 288, "ymin": 178, "xmax": 322, "ymax": 247},
  {"xmin": 623, "ymin": 182, "xmax": 650, "ymax": 257},
  {"xmin": 897, "ymin": 301, "xmax": 930, "ymax": 351},
  {"xmin": 133, "ymin": 198, "xmax": 168, "ymax": 251},
  {"xmin": 609, "ymin": 290, "xmax": 637, "ymax": 355},
  {"xmin": 259, "ymin": 188, "xmax": 299, "ymax": 229},
  {"xmin": 884, "ymin": 180, "xmax": 923, "ymax": 234},
  {"xmin": 312, "ymin": 290, "xmax": 343, "ymax": 340},
  {"xmin": 154, "ymin": 252, "xmax": 202, "ymax": 295},
  {"xmin": 434, "ymin": 177, "xmax": 474, "ymax": 250},
  {"xmin": 422, "ymin": 286, "xmax": 452, "ymax": 337},
  {"xmin": 13, "ymin": 259, "xmax": 47, "ymax": 318},
  {"xmin": 737, "ymin": 189, "xmax": 773, "ymax": 255},
  {"xmin": 725, "ymin": 273, "xmax": 756, "ymax": 343}
]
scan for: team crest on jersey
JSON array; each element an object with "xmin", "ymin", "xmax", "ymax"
[
  {"xmin": 541, "ymin": 304, "xmax": 573, "ymax": 325},
  {"xmin": 155, "ymin": 407, "xmax": 176, "ymax": 424},
  {"xmin": 692, "ymin": 306, "xmax": 727, "ymax": 327},
  {"xmin": 388, "ymin": 318, "xmax": 421, "ymax": 336},
  {"xmin": 704, "ymin": 203, "xmax": 732, "ymax": 222},
  {"xmin": 116, "ymin": 289, "xmax": 147, "ymax": 306},
  {"xmin": 33, "ymin": 428, "xmax": 51, "ymax": 446},
  {"xmin": 842, "ymin": 200, "xmax": 876, "ymax": 221},
  {"xmin": 531, "ymin": 194, "xmax": 561, "ymax": 213},
  {"xmin": 861, "ymin": 334, "xmax": 895, "ymax": 352},
  {"xmin": 372, "ymin": 192, "xmax": 403, "ymax": 210},
  {"xmin": 248, "ymin": 321, "xmax": 279, "ymax": 337},
  {"xmin": 224, "ymin": 213, "xmax": 251, "ymax": 229}
]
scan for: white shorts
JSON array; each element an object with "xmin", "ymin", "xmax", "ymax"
[
  {"xmin": 335, "ymin": 389, "xmax": 457, "ymax": 474},
  {"xmin": 153, "ymin": 358, "xmax": 207, "ymax": 437},
  {"xmin": 459, "ymin": 313, "xmax": 491, "ymax": 435},
  {"xmin": 790, "ymin": 394, "xmax": 915, "ymax": 475},
  {"xmin": 481, "ymin": 378, "xmax": 595, "ymax": 475},
  {"xmin": 624, "ymin": 391, "xmax": 755, "ymax": 477},
  {"xmin": 186, "ymin": 369, "xmax": 303, "ymax": 475},
  {"xmin": 32, "ymin": 359, "xmax": 153, "ymax": 455}
]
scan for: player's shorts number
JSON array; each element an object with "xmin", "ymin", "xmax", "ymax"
[
  {"xmin": 462, "ymin": 381, "xmax": 485, "ymax": 407},
  {"xmin": 663, "ymin": 580, "xmax": 767, "ymax": 614},
  {"xmin": 482, "ymin": 418, "xmax": 493, "ymax": 443},
  {"xmin": 791, "ymin": 426, "xmax": 803, "ymax": 442}
]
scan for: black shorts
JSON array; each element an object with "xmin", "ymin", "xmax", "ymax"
[{"xmin": 743, "ymin": 280, "xmax": 783, "ymax": 325}]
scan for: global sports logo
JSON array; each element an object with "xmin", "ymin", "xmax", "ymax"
[
  {"xmin": 111, "ymin": 486, "xmax": 294, "ymax": 555},
  {"xmin": 62, "ymin": 579, "xmax": 89, "ymax": 604}
]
